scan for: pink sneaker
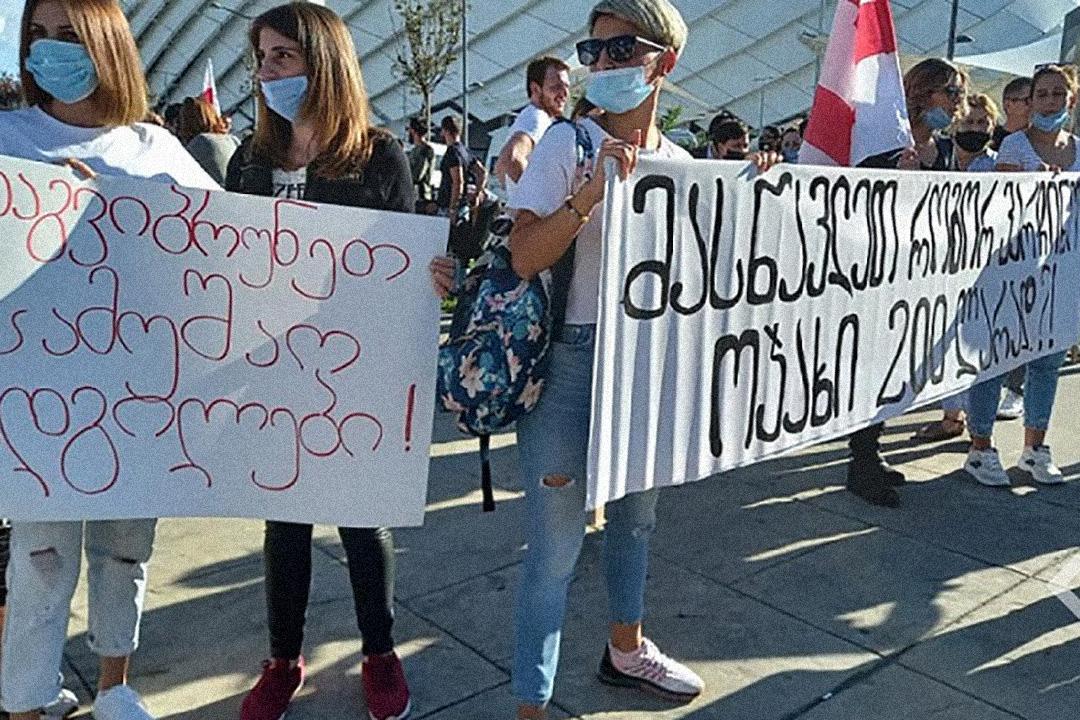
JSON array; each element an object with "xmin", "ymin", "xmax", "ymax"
[
  {"xmin": 239, "ymin": 657, "xmax": 305, "ymax": 720},
  {"xmin": 361, "ymin": 652, "xmax": 411, "ymax": 720}
]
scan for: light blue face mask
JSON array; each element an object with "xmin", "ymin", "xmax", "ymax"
[
  {"xmin": 923, "ymin": 106, "xmax": 952, "ymax": 131},
  {"xmin": 781, "ymin": 148, "xmax": 800, "ymax": 163},
  {"xmin": 261, "ymin": 75, "xmax": 309, "ymax": 124},
  {"xmin": 585, "ymin": 65, "xmax": 656, "ymax": 115},
  {"xmin": 25, "ymin": 38, "xmax": 99, "ymax": 104},
  {"xmin": 1032, "ymin": 108, "xmax": 1070, "ymax": 133}
]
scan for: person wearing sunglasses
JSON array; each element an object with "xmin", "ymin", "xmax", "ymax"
[
  {"xmin": 904, "ymin": 58, "xmax": 969, "ymax": 171},
  {"xmin": 991, "ymin": 76, "xmax": 1032, "ymax": 151},
  {"xmin": 839, "ymin": 59, "xmax": 969, "ymax": 508},
  {"xmin": 507, "ymin": 2, "xmax": 778, "ymax": 718}
]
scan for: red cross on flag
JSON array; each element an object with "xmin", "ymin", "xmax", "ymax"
[
  {"xmin": 800, "ymin": 0, "xmax": 913, "ymax": 167},
  {"xmin": 200, "ymin": 58, "xmax": 220, "ymax": 116}
]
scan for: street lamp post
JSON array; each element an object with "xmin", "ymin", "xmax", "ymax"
[
  {"xmin": 947, "ymin": 0, "xmax": 960, "ymax": 60},
  {"xmin": 461, "ymin": 0, "xmax": 469, "ymax": 149}
]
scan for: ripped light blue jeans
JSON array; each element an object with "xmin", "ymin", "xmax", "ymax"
[
  {"xmin": 1, "ymin": 520, "xmax": 156, "ymax": 713},
  {"xmin": 512, "ymin": 323, "xmax": 659, "ymax": 706}
]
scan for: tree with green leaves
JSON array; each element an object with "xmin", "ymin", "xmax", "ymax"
[
  {"xmin": 658, "ymin": 104, "xmax": 684, "ymax": 133},
  {"xmin": 0, "ymin": 72, "xmax": 22, "ymax": 110},
  {"xmin": 393, "ymin": 0, "xmax": 465, "ymax": 137}
]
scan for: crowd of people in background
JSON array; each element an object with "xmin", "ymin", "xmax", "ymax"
[{"xmin": 1, "ymin": 0, "xmax": 1079, "ymax": 719}]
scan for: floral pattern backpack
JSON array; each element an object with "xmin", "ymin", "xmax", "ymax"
[{"xmin": 436, "ymin": 119, "xmax": 595, "ymax": 510}]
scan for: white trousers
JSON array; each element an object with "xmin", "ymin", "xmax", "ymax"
[{"xmin": 0, "ymin": 520, "xmax": 156, "ymax": 713}]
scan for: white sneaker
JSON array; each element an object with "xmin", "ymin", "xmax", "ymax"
[
  {"xmin": 92, "ymin": 685, "xmax": 154, "ymax": 720},
  {"xmin": 996, "ymin": 389, "xmax": 1024, "ymax": 420},
  {"xmin": 964, "ymin": 448, "xmax": 1011, "ymax": 487},
  {"xmin": 1019, "ymin": 445, "xmax": 1066, "ymax": 485},
  {"xmin": 598, "ymin": 638, "xmax": 704, "ymax": 701},
  {"xmin": 42, "ymin": 688, "xmax": 79, "ymax": 718}
]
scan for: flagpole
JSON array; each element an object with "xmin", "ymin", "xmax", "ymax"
[{"xmin": 461, "ymin": 0, "xmax": 469, "ymax": 150}]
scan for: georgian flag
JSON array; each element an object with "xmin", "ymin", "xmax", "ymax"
[
  {"xmin": 200, "ymin": 58, "xmax": 220, "ymax": 115},
  {"xmin": 800, "ymin": 0, "xmax": 913, "ymax": 167}
]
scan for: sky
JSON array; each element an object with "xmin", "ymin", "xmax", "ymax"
[{"xmin": 0, "ymin": 0, "xmax": 18, "ymax": 77}]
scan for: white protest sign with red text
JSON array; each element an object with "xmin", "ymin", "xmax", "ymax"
[{"xmin": 0, "ymin": 156, "xmax": 444, "ymax": 526}]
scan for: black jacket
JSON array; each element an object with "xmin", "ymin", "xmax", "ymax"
[{"xmin": 224, "ymin": 130, "xmax": 416, "ymax": 213}]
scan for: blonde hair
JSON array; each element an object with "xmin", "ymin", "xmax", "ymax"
[
  {"xmin": 1031, "ymin": 64, "xmax": 1079, "ymax": 98},
  {"xmin": 589, "ymin": 0, "xmax": 688, "ymax": 56},
  {"xmin": 177, "ymin": 96, "xmax": 228, "ymax": 144},
  {"xmin": 250, "ymin": 2, "xmax": 375, "ymax": 179},
  {"xmin": 904, "ymin": 58, "xmax": 969, "ymax": 124},
  {"xmin": 20, "ymin": 0, "xmax": 148, "ymax": 126},
  {"xmin": 966, "ymin": 93, "xmax": 1000, "ymax": 124}
]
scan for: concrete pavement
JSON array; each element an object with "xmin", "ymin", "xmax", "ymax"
[{"xmin": 28, "ymin": 366, "xmax": 1080, "ymax": 719}]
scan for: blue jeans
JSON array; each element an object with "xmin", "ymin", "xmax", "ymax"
[
  {"xmin": 512, "ymin": 324, "xmax": 658, "ymax": 706},
  {"xmin": 941, "ymin": 392, "xmax": 967, "ymax": 413},
  {"xmin": 967, "ymin": 352, "xmax": 1065, "ymax": 438}
]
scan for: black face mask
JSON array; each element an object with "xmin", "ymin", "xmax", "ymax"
[
  {"xmin": 954, "ymin": 130, "xmax": 991, "ymax": 153},
  {"xmin": 723, "ymin": 149, "xmax": 747, "ymax": 160}
]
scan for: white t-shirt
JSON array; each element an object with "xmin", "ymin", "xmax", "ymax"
[
  {"xmin": 503, "ymin": 104, "xmax": 554, "ymax": 205},
  {"xmin": 511, "ymin": 117, "xmax": 691, "ymax": 325},
  {"xmin": 508, "ymin": 103, "xmax": 553, "ymax": 146},
  {"xmin": 997, "ymin": 130, "xmax": 1080, "ymax": 172},
  {"xmin": 0, "ymin": 105, "xmax": 219, "ymax": 190}
]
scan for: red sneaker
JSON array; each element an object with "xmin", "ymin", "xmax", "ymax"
[
  {"xmin": 240, "ymin": 657, "xmax": 305, "ymax": 720},
  {"xmin": 361, "ymin": 652, "xmax": 412, "ymax": 720}
]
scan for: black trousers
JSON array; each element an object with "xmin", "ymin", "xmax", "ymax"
[
  {"xmin": 849, "ymin": 422, "xmax": 884, "ymax": 459},
  {"xmin": 0, "ymin": 520, "xmax": 9, "ymax": 606},
  {"xmin": 264, "ymin": 521, "xmax": 395, "ymax": 659}
]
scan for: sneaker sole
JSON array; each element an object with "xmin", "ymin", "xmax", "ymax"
[
  {"xmin": 964, "ymin": 467, "xmax": 1010, "ymax": 487},
  {"xmin": 597, "ymin": 666, "xmax": 701, "ymax": 703},
  {"xmin": 368, "ymin": 698, "xmax": 411, "ymax": 720},
  {"xmin": 1016, "ymin": 464, "xmax": 1067, "ymax": 485}
]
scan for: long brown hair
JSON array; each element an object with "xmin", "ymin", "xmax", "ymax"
[
  {"xmin": 177, "ymin": 96, "xmax": 228, "ymax": 144},
  {"xmin": 249, "ymin": 3, "xmax": 375, "ymax": 178},
  {"xmin": 20, "ymin": 0, "xmax": 148, "ymax": 126},
  {"xmin": 904, "ymin": 58, "xmax": 968, "ymax": 125}
]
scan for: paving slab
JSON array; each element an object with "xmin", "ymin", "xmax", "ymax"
[
  {"xmin": 421, "ymin": 684, "xmax": 572, "ymax": 720},
  {"xmin": 900, "ymin": 576, "xmax": 1080, "ymax": 719},
  {"xmin": 732, "ymin": 524, "xmax": 1027, "ymax": 654},
  {"xmin": 651, "ymin": 472, "xmax": 876, "ymax": 584},
  {"xmin": 796, "ymin": 663, "xmax": 1021, "ymax": 720},
  {"xmin": 805, "ymin": 463, "xmax": 1080, "ymax": 582},
  {"xmin": 410, "ymin": 540, "xmax": 882, "ymax": 720}
]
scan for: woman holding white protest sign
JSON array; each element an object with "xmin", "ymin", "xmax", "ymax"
[
  {"xmin": 0, "ymin": 1, "xmax": 219, "ymax": 719},
  {"xmin": 507, "ymin": 1, "xmax": 777, "ymax": 716},
  {"xmin": 962, "ymin": 64, "xmax": 1077, "ymax": 488},
  {"xmin": 224, "ymin": 5, "xmax": 455, "ymax": 720}
]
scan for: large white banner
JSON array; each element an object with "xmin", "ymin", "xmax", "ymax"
[
  {"xmin": 589, "ymin": 158, "xmax": 1080, "ymax": 508},
  {"xmin": 0, "ymin": 157, "xmax": 443, "ymax": 526}
]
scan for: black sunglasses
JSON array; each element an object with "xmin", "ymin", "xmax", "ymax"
[
  {"xmin": 937, "ymin": 84, "xmax": 964, "ymax": 100},
  {"xmin": 575, "ymin": 34, "xmax": 666, "ymax": 66}
]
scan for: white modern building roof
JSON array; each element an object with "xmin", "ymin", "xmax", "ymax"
[{"xmin": 122, "ymin": 0, "xmax": 1080, "ymax": 135}]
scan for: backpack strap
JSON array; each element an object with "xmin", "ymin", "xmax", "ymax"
[
  {"xmin": 479, "ymin": 433, "xmax": 495, "ymax": 512},
  {"xmin": 547, "ymin": 118, "xmax": 596, "ymax": 335}
]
